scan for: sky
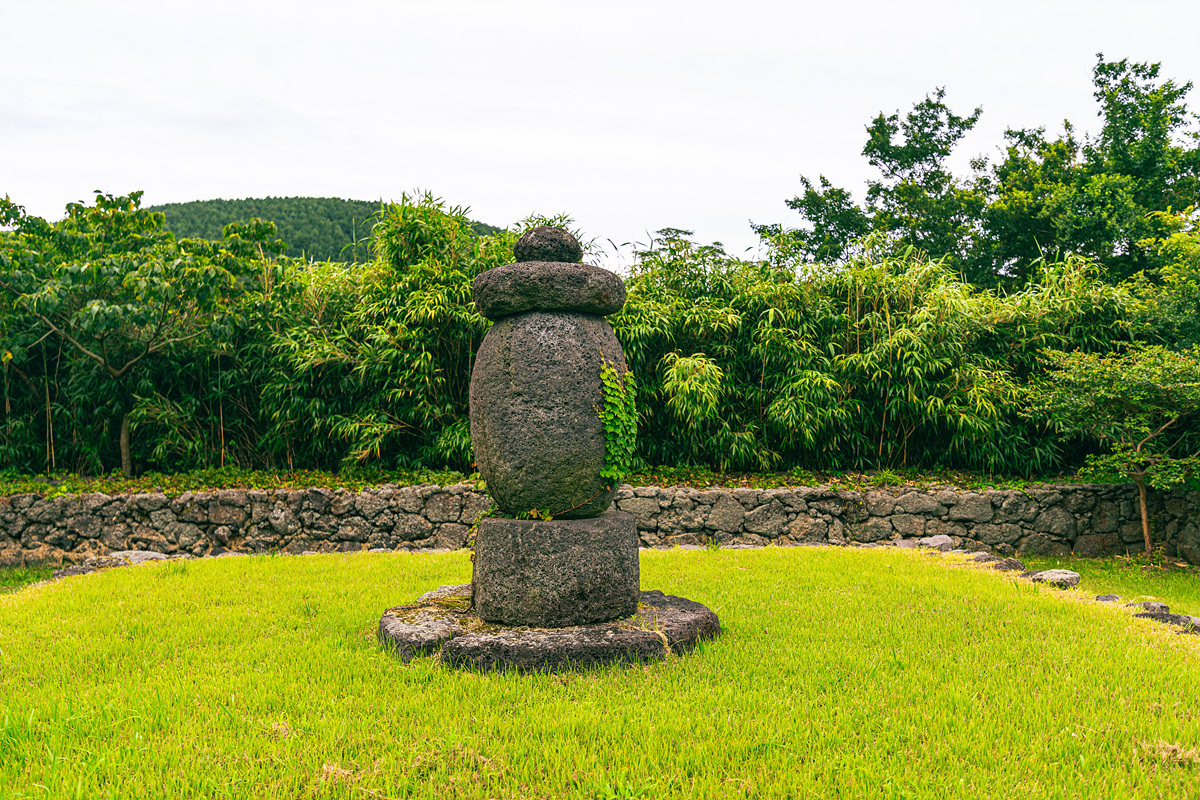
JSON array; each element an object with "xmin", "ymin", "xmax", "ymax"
[{"xmin": 3, "ymin": 0, "xmax": 1199, "ymax": 263}]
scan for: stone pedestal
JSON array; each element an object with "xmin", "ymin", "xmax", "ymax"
[
  {"xmin": 472, "ymin": 509, "xmax": 639, "ymax": 627},
  {"xmin": 379, "ymin": 585, "xmax": 721, "ymax": 672}
]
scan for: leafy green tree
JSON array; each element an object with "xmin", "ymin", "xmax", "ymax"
[
  {"xmin": 266, "ymin": 192, "xmax": 516, "ymax": 471},
  {"xmin": 1026, "ymin": 344, "xmax": 1200, "ymax": 555},
  {"xmin": 1133, "ymin": 208, "xmax": 1200, "ymax": 348},
  {"xmin": 860, "ymin": 90, "xmax": 986, "ymax": 268},
  {"xmin": 765, "ymin": 55, "xmax": 1200, "ymax": 287},
  {"xmin": 0, "ymin": 192, "xmax": 260, "ymax": 475},
  {"xmin": 758, "ymin": 88, "xmax": 987, "ymax": 279},
  {"xmin": 979, "ymin": 56, "xmax": 1199, "ymax": 284},
  {"xmin": 972, "ymin": 125, "xmax": 1084, "ymax": 283},
  {"xmin": 754, "ymin": 177, "xmax": 870, "ymax": 263},
  {"xmin": 1090, "ymin": 56, "xmax": 1199, "ymax": 222}
]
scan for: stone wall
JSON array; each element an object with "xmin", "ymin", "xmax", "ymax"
[
  {"xmin": 2, "ymin": 482, "xmax": 1198, "ymax": 567},
  {"xmin": 0, "ymin": 485, "xmax": 492, "ymax": 567},
  {"xmin": 616, "ymin": 484, "xmax": 1200, "ymax": 563}
]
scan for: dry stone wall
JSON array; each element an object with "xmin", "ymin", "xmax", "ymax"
[
  {"xmin": 619, "ymin": 484, "xmax": 1200, "ymax": 563},
  {"xmin": 0, "ymin": 485, "xmax": 492, "ymax": 567},
  {"xmin": 3, "ymin": 482, "xmax": 1198, "ymax": 567}
]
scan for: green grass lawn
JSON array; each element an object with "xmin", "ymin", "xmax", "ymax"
[
  {"xmin": 2, "ymin": 548, "xmax": 1199, "ymax": 799},
  {"xmin": 0, "ymin": 565, "xmax": 55, "ymax": 595}
]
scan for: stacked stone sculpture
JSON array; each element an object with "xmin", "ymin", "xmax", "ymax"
[
  {"xmin": 377, "ymin": 226, "xmax": 719, "ymax": 671},
  {"xmin": 468, "ymin": 226, "xmax": 639, "ymax": 627},
  {"xmin": 469, "ymin": 226, "xmax": 627, "ymax": 520}
]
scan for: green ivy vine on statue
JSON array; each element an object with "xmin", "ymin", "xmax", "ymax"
[{"xmin": 598, "ymin": 358, "xmax": 638, "ymax": 488}]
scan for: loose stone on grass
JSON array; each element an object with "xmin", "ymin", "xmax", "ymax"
[
  {"xmin": 919, "ymin": 534, "xmax": 954, "ymax": 551},
  {"xmin": 49, "ymin": 549, "xmax": 188, "ymax": 580},
  {"xmin": 51, "ymin": 564, "xmax": 95, "ymax": 579},
  {"xmin": 1134, "ymin": 611, "xmax": 1200, "ymax": 629},
  {"xmin": 1126, "ymin": 601, "xmax": 1170, "ymax": 613},
  {"xmin": 1029, "ymin": 569, "xmax": 1082, "ymax": 588},
  {"xmin": 101, "ymin": 550, "xmax": 169, "ymax": 565}
]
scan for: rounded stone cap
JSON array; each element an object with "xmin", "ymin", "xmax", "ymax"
[
  {"xmin": 473, "ymin": 261, "xmax": 626, "ymax": 320},
  {"xmin": 514, "ymin": 226, "xmax": 583, "ymax": 263}
]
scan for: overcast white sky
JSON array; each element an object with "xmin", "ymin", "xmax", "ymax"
[{"xmin": 3, "ymin": 0, "xmax": 1199, "ymax": 260}]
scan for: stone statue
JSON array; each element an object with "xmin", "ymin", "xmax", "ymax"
[
  {"xmin": 376, "ymin": 226, "xmax": 719, "ymax": 671},
  {"xmin": 469, "ymin": 226, "xmax": 639, "ymax": 627}
]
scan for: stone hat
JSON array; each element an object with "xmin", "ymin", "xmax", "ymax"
[
  {"xmin": 472, "ymin": 227, "xmax": 626, "ymax": 321},
  {"xmin": 513, "ymin": 225, "xmax": 583, "ymax": 264}
]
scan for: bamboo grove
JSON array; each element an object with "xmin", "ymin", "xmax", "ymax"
[{"xmin": 1, "ymin": 190, "xmax": 1198, "ymax": 480}]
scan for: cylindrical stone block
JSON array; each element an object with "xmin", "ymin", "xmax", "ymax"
[{"xmin": 472, "ymin": 509, "xmax": 640, "ymax": 627}]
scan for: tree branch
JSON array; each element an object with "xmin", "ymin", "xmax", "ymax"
[
  {"xmin": 1135, "ymin": 416, "xmax": 1179, "ymax": 451},
  {"xmin": 28, "ymin": 309, "xmax": 121, "ymax": 379},
  {"xmin": 146, "ymin": 329, "xmax": 207, "ymax": 353}
]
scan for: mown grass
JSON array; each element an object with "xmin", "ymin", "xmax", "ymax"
[
  {"xmin": 2, "ymin": 548, "xmax": 1199, "ymax": 799},
  {"xmin": 0, "ymin": 566, "xmax": 54, "ymax": 595}
]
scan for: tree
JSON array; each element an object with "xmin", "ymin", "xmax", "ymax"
[
  {"xmin": 754, "ymin": 177, "xmax": 871, "ymax": 264},
  {"xmin": 1138, "ymin": 208, "xmax": 1200, "ymax": 349},
  {"xmin": 758, "ymin": 88, "xmax": 987, "ymax": 279},
  {"xmin": 265, "ymin": 192, "xmax": 517, "ymax": 471},
  {"xmin": 861, "ymin": 89, "xmax": 986, "ymax": 267},
  {"xmin": 764, "ymin": 55, "xmax": 1200, "ymax": 287},
  {"xmin": 1026, "ymin": 344, "xmax": 1200, "ymax": 555},
  {"xmin": 1090, "ymin": 56, "xmax": 1199, "ymax": 220},
  {"xmin": 0, "ymin": 192, "xmax": 261, "ymax": 475},
  {"xmin": 980, "ymin": 56, "xmax": 1200, "ymax": 284},
  {"xmin": 973, "ymin": 124, "xmax": 1084, "ymax": 283}
]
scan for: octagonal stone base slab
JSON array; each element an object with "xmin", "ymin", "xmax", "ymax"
[{"xmin": 378, "ymin": 585, "xmax": 720, "ymax": 672}]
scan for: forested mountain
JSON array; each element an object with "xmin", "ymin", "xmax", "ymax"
[{"xmin": 147, "ymin": 196, "xmax": 502, "ymax": 262}]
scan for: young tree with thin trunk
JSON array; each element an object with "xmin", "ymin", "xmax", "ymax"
[
  {"xmin": 1026, "ymin": 344, "xmax": 1200, "ymax": 555},
  {"xmin": 0, "ymin": 192, "xmax": 262, "ymax": 476}
]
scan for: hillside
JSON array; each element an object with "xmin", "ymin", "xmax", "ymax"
[{"xmin": 148, "ymin": 196, "xmax": 503, "ymax": 262}]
